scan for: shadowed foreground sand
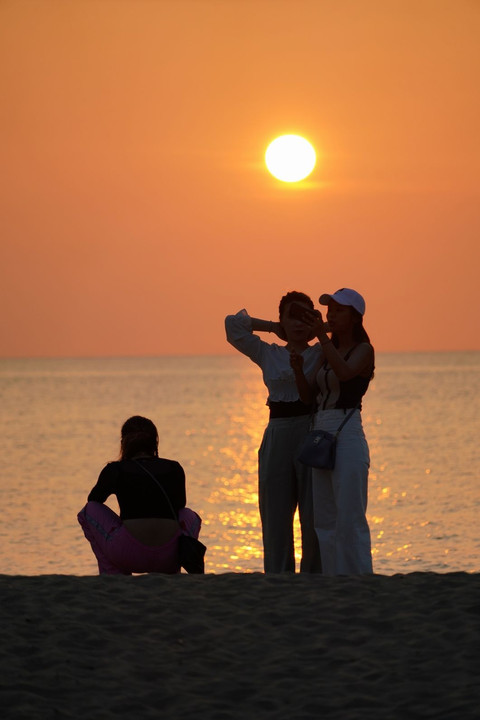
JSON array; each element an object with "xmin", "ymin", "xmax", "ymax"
[{"xmin": 1, "ymin": 572, "xmax": 480, "ymax": 719}]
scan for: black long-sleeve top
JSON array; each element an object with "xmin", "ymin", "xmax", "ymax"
[{"xmin": 87, "ymin": 457, "xmax": 186, "ymax": 520}]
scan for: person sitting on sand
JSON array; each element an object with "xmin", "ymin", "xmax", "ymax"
[
  {"xmin": 78, "ymin": 415, "xmax": 202, "ymax": 575},
  {"xmin": 290, "ymin": 288, "xmax": 374, "ymax": 576}
]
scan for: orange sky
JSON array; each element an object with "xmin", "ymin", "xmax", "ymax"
[{"xmin": 1, "ymin": 0, "xmax": 479, "ymax": 356}]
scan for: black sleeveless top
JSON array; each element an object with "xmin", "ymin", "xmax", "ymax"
[
  {"xmin": 315, "ymin": 345, "xmax": 373, "ymax": 411},
  {"xmin": 88, "ymin": 458, "xmax": 186, "ymax": 520}
]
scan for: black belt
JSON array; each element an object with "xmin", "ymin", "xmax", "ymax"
[{"xmin": 268, "ymin": 400, "xmax": 312, "ymax": 419}]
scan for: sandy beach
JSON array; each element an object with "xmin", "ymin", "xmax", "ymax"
[{"xmin": 1, "ymin": 572, "xmax": 480, "ymax": 719}]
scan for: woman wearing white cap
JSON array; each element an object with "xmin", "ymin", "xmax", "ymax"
[{"xmin": 290, "ymin": 288, "xmax": 374, "ymax": 575}]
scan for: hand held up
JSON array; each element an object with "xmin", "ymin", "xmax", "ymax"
[{"xmin": 289, "ymin": 349, "xmax": 304, "ymax": 374}]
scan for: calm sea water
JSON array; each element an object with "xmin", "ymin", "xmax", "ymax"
[{"xmin": 0, "ymin": 353, "xmax": 479, "ymax": 576}]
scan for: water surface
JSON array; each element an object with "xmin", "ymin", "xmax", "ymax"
[{"xmin": 0, "ymin": 353, "xmax": 478, "ymax": 575}]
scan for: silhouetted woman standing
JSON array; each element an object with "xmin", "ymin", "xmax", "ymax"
[
  {"xmin": 291, "ymin": 288, "xmax": 374, "ymax": 575},
  {"xmin": 225, "ymin": 291, "xmax": 322, "ymax": 573}
]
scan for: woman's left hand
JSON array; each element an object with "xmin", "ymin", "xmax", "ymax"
[{"xmin": 289, "ymin": 349, "xmax": 304, "ymax": 373}]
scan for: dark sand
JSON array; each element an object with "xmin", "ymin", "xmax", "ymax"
[{"xmin": 1, "ymin": 572, "xmax": 480, "ymax": 719}]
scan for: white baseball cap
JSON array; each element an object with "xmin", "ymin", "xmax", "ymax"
[{"xmin": 319, "ymin": 288, "xmax": 366, "ymax": 316}]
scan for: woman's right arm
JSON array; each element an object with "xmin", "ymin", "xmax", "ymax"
[
  {"xmin": 87, "ymin": 463, "xmax": 117, "ymax": 503},
  {"xmin": 250, "ymin": 318, "xmax": 285, "ymax": 339},
  {"xmin": 225, "ymin": 309, "xmax": 283, "ymax": 364}
]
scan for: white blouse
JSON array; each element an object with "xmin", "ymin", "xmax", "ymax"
[{"xmin": 225, "ymin": 309, "xmax": 322, "ymax": 403}]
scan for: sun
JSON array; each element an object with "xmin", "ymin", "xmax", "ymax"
[{"xmin": 265, "ymin": 134, "xmax": 316, "ymax": 182}]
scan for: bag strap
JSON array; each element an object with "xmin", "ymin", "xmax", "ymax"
[
  {"xmin": 308, "ymin": 401, "xmax": 360, "ymax": 435},
  {"xmin": 334, "ymin": 404, "xmax": 359, "ymax": 436},
  {"xmin": 133, "ymin": 459, "xmax": 178, "ymax": 522}
]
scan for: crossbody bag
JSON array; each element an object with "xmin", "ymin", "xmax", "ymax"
[{"xmin": 297, "ymin": 404, "xmax": 359, "ymax": 469}]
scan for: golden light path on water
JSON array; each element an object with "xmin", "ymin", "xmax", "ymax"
[{"xmin": 200, "ymin": 391, "xmax": 304, "ymax": 573}]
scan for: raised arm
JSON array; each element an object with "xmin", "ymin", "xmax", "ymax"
[
  {"xmin": 320, "ymin": 339, "xmax": 374, "ymax": 380},
  {"xmin": 303, "ymin": 311, "xmax": 373, "ymax": 380},
  {"xmin": 225, "ymin": 309, "xmax": 286, "ymax": 364},
  {"xmin": 250, "ymin": 317, "xmax": 286, "ymax": 340}
]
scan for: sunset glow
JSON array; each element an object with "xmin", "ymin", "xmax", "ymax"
[{"xmin": 0, "ymin": 1, "xmax": 479, "ymax": 356}]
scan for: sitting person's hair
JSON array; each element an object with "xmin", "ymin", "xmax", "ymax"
[{"xmin": 120, "ymin": 415, "xmax": 159, "ymax": 460}]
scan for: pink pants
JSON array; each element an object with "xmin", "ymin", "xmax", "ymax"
[{"xmin": 78, "ymin": 502, "xmax": 202, "ymax": 575}]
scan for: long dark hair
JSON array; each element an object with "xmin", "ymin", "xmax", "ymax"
[
  {"xmin": 278, "ymin": 290, "xmax": 314, "ymax": 319},
  {"xmin": 330, "ymin": 308, "xmax": 371, "ymax": 346},
  {"xmin": 331, "ymin": 309, "xmax": 374, "ymax": 378},
  {"xmin": 120, "ymin": 416, "xmax": 159, "ymax": 460},
  {"xmin": 351, "ymin": 308, "xmax": 371, "ymax": 344}
]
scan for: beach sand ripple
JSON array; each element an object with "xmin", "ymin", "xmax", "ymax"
[{"xmin": 1, "ymin": 572, "xmax": 480, "ymax": 719}]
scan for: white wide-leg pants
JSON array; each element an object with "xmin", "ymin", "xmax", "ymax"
[{"xmin": 312, "ymin": 409, "xmax": 373, "ymax": 576}]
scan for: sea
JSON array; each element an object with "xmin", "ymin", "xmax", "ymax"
[{"xmin": 0, "ymin": 352, "xmax": 479, "ymax": 576}]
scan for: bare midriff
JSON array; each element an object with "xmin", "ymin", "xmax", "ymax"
[{"xmin": 123, "ymin": 518, "xmax": 180, "ymax": 546}]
